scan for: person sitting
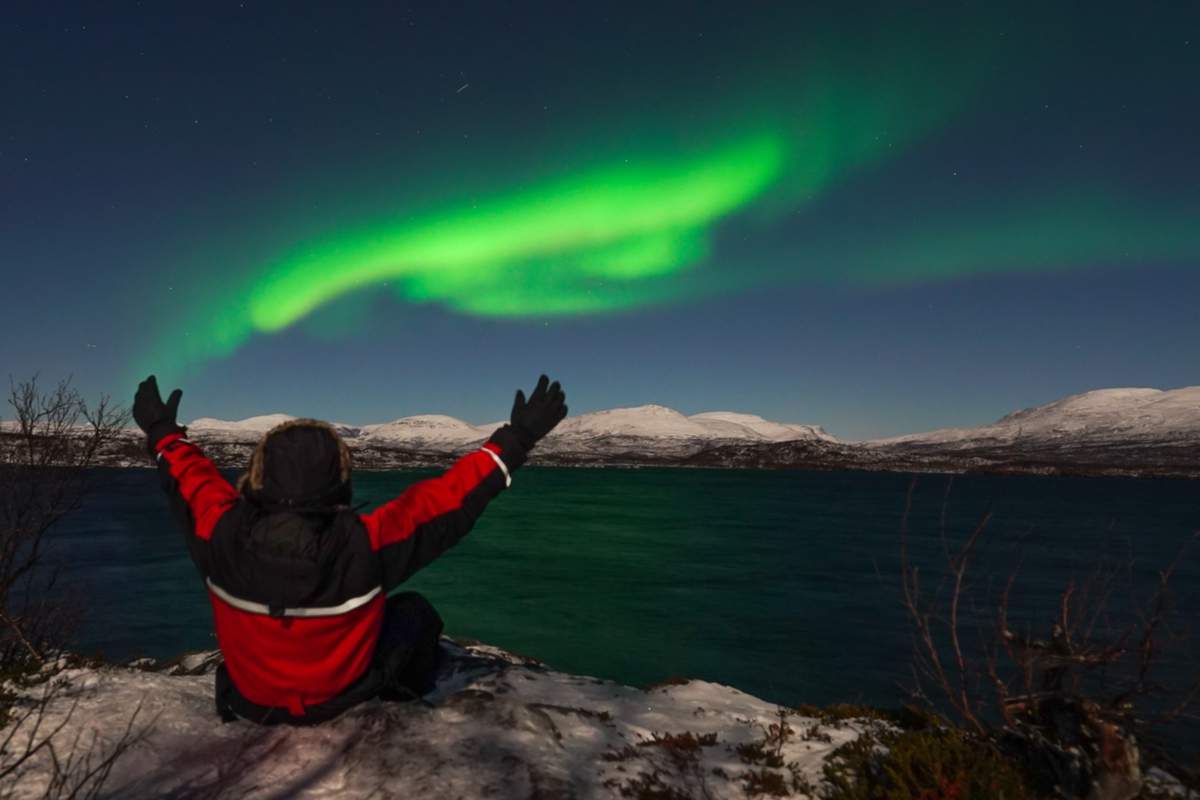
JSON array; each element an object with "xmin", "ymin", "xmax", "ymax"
[{"xmin": 133, "ymin": 374, "xmax": 567, "ymax": 725}]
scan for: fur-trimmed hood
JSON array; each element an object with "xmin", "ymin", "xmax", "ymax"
[{"xmin": 238, "ymin": 418, "xmax": 353, "ymax": 509}]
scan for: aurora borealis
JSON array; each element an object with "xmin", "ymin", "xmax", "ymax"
[
  {"xmin": 161, "ymin": 27, "xmax": 989, "ymax": 368},
  {"xmin": 251, "ymin": 134, "xmax": 786, "ymax": 329},
  {"xmin": 2, "ymin": 4, "xmax": 1197, "ymax": 438}
]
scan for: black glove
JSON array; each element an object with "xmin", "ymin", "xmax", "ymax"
[
  {"xmin": 509, "ymin": 374, "xmax": 567, "ymax": 450},
  {"xmin": 133, "ymin": 375, "xmax": 185, "ymax": 453}
]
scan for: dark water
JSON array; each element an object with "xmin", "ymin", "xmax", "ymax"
[{"xmin": 48, "ymin": 467, "xmax": 1199, "ymax": 740}]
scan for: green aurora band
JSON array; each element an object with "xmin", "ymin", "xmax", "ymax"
[
  {"xmin": 250, "ymin": 134, "xmax": 785, "ymax": 330},
  {"xmin": 136, "ymin": 13, "xmax": 1010, "ymax": 379},
  {"xmin": 141, "ymin": 22, "xmax": 1198, "ymax": 378},
  {"xmin": 145, "ymin": 29, "xmax": 992, "ymax": 377},
  {"xmin": 157, "ymin": 139, "xmax": 1200, "ymax": 377}
]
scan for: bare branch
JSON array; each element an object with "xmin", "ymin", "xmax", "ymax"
[{"xmin": 0, "ymin": 375, "xmax": 127, "ymax": 667}]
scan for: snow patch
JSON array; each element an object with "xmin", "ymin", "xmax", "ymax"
[{"xmin": 2, "ymin": 641, "xmax": 872, "ymax": 799}]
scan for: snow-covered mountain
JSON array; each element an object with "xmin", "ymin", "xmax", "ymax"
[
  {"xmin": 546, "ymin": 405, "xmax": 833, "ymax": 444},
  {"xmin": 691, "ymin": 411, "xmax": 835, "ymax": 442},
  {"xmin": 180, "ymin": 404, "xmax": 833, "ymax": 463},
  {"xmin": 536, "ymin": 405, "xmax": 833, "ymax": 459},
  {"xmin": 187, "ymin": 414, "xmax": 295, "ymax": 438},
  {"xmin": 678, "ymin": 386, "xmax": 1200, "ymax": 478},
  {"xmin": 359, "ymin": 415, "xmax": 494, "ymax": 449},
  {"xmin": 867, "ymin": 387, "xmax": 1200, "ymax": 448},
  {"xmin": 61, "ymin": 386, "xmax": 1198, "ymax": 476},
  {"xmin": 189, "ymin": 414, "xmax": 363, "ymax": 441}
]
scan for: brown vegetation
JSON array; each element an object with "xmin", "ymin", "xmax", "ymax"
[
  {"xmin": 898, "ymin": 476, "xmax": 1199, "ymax": 800},
  {"xmin": 0, "ymin": 376, "xmax": 149, "ymax": 799}
]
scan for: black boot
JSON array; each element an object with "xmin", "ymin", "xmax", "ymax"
[
  {"xmin": 214, "ymin": 663, "xmax": 240, "ymax": 723},
  {"xmin": 374, "ymin": 592, "xmax": 445, "ymax": 701}
]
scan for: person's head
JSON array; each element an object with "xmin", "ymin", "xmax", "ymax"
[{"xmin": 238, "ymin": 419, "xmax": 353, "ymax": 510}]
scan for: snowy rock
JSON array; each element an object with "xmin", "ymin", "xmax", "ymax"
[
  {"xmin": 1144, "ymin": 768, "xmax": 1200, "ymax": 799},
  {"xmin": 1, "ymin": 641, "xmax": 869, "ymax": 799}
]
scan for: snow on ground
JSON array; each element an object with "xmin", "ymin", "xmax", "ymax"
[{"xmin": 2, "ymin": 641, "xmax": 869, "ymax": 799}]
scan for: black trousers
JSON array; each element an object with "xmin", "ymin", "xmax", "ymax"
[{"xmin": 215, "ymin": 591, "xmax": 445, "ymax": 726}]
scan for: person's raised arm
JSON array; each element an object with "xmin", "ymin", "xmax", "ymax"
[
  {"xmin": 363, "ymin": 374, "xmax": 567, "ymax": 591},
  {"xmin": 134, "ymin": 375, "xmax": 237, "ymax": 574}
]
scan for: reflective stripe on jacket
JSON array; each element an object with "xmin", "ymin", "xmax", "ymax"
[{"xmin": 155, "ymin": 426, "xmax": 524, "ymax": 716}]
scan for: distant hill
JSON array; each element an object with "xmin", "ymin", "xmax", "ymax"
[{"xmin": 61, "ymin": 386, "xmax": 1200, "ymax": 478}]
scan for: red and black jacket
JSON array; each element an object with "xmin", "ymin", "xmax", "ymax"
[{"xmin": 154, "ymin": 426, "xmax": 525, "ymax": 716}]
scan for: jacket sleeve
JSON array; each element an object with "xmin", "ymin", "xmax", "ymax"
[
  {"xmin": 361, "ymin": 426, "xmax": 527, "ymax": 592},
  {"xmin": 154, "ymin": 432, "xmax": 239, "ymax": 576}
]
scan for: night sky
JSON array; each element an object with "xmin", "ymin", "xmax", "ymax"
[{"xmin": 3, "ymin": 3, "xmax": 1197, "ymax": 439}]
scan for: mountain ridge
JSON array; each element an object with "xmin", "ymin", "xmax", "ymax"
[{"xmin": 11, "ymin": 387, "xmax": 1195, "ymax": 477}]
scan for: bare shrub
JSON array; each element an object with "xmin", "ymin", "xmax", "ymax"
[
  {"xmin": 0, "ymin": 375, "xmax": 126, "ymax": 666},
  {"xmin": 0, "ymin": 376, "xmax": 145, "ymax": 799},
  {"xmin": 899, "ymin": 476, "xmax": 1199, "ymax": 799},
  {"xmin": 0, "ymin": 682, "xmax": 149, "ymax": 800}
]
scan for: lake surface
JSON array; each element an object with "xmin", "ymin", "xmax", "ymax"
[{"xmin": 48, "ymin": 467, "xmax": 1199, "ymax": 741}]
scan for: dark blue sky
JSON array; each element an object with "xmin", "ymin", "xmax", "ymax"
[{"xmin": 2, "ymin": 3, "xmax": 1196, "ymax": 439}]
